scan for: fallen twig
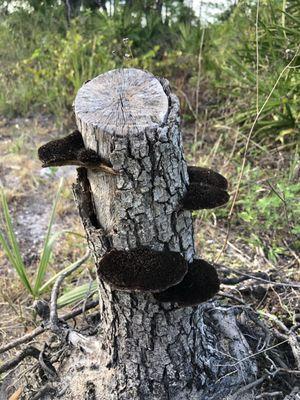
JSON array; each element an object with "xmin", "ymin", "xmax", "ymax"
[
  {"xmin": 38, "ymin": 343, "xmax": 58, "ymax": 379},
  {"xmin": 274, "ymin": 368, "xmax": 300, "ymax": 376},
  {"xmin": 220, "ymin": 275, "xmax": 250, "ymax": 285},
  {"xmin": 0, "ymin": 250, "xmax": 97, "ymax": 383},
  {"xmin": 283, "ymin": 387, "xmax": 300, "ymax": 400},
  {"xmin": 255, "ymin": 391, "xmax": 283, "ymax": 399},
  {"xmin": 260, "ymin": 312, "xmax": 300, "ymax": 370},
  {"xmin": 50, "ymin": 250, "xmax": 90, "ymax": 333},
  {"xmin": 217, "ymin": 291, "xmax": 246, "ymax": 305},
  {"xmin": 0, "ymin": 299, "xmax": 99, "ymax": 355},
  {"xmin": 216, "ymin": 264, "xmax": 300, "ymax": 289},
  {"xmin": 231, "ymin": 375, "xmax": 266, "ymax": 399},
  {"xmin": 284, "ymin": 241, "xmax": 300, "ymax": 266},
  {"xmin": 8, "ymin": 387, "xmax": 23, "ymax": 400},
  {"xmin": 0, "ymin": 346, "xmax": 40, "ymax": 374},
  {"xmin": 48, "ymin": 249, "xmax": 99, "ymax": 354}
]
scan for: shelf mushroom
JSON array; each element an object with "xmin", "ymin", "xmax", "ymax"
[
  {"xmin": 183, "ymin": 166, "xmax": 229, "ymax": 210},
  {"xmin": 38, "ymin": 130, "xmax": 116, "ymax": 174},
  {"xmin": 154, "ymin": 259, "xmax": 220, "ymax": 306},
  {"xmin": 97, "ymin": 247, "xmax": 188, "ymax": 293}
]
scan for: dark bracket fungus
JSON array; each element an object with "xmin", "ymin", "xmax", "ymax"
[
  {"xmin": 38, "ymin": 130, "xmax": 116, "ymax": 174},
  {"xmin": 182, "ymin": 182, "xmax": 229, "ymax": 210},
  {"xmin": 97, "ymin": 247, "xmax": 188, "ymax": 293},
  {"xmin": 187, "ymin": 166, "xmax": 228, "ymax": 190},
  {"xmin": 38, "ymin": 130, "xmax": 86, "ymax": 166},
  {"xmin": 182, "ymin": 166, "xmax": 229, "ymax": 210},
  {"xmin": 154, "ymin": 259, "xmax": 220, "ymax": 307}
]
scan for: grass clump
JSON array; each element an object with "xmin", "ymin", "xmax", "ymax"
[
  {"xmin": 0, "ymin": 179, "xmax": 64, "ymax": 297},
  {"xmin": 0, "ymin": 179, "xmax": 92, "ymax": 306}
]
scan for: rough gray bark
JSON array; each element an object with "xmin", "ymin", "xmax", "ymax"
[
  {"xmin": 74, "ymin": 68, "xmax": 193, "ymax": 258},
  {"xmin": 52, "ymin": 68, "xmax": 258, "ymax": 399}
]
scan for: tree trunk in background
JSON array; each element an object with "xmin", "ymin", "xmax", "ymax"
[
  {"xmin": 55, "ymin": 68, "xmax": 257, "ymax": 399},
  {"xmin": 65, "ymin": 0, "xmax": 81, "ymax": 20}
]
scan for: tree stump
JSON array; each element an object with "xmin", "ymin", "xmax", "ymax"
[{"xmin": 46, "ymin": 68, "xmax": 258, "ymax": 399}]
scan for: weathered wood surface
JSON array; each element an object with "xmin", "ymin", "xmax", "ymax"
[
  {"xmin": 48, "ymin": 68, "xmax": 257, "ymax": 399},
  {"xmin": 75, "ymin": 68, "xmax": 169, "ymax": 136},
  {"xmin": 74, "ymin": 68, "xmax": 194, "ymax": 257}
]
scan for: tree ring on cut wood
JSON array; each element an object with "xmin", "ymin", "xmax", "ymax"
[{"xmin": 74, "ymin": 68, "xmax": 169, "ymax": 137}]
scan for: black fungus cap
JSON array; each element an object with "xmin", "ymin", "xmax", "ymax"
[
  {"xmin": 154, "ymin": 259, "xmax": 220, "ymax": 307},
  {"xmin": 38, "ymin": 130, "xmax": 84, "ymax": 166},
  {"xmin": 37, "ymin": 130, "xmax": 113, "ymax": 171},
  {"xmin": 77, "ymin": 148, "xmax": 101, "ymax": 164},
  {"xmin": 182, "ymin": 182, "xmax": 229, "ymax": 210},
  {"xmin": 188, "ymin": 166, "xmax": 228, "ymax": 190},
  {"xmin": 97, "ymin": 247, "xmax": 188, "ymax": 292}
]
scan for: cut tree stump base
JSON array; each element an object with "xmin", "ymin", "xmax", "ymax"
[
  {"xmin": 9, "ymin": 303, "xmax": 299, "ymax": 400},
  {"xmin": 18, "ymin": 303, "xmax": 258, "ymax": 400}
]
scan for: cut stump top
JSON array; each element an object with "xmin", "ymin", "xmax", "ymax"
[{"xmin": 74, "ymin": 68, "xmax": 169, "ymax": 136}]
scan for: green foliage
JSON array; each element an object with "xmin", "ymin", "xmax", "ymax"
[
  {"xmin": 231, "ymin": 158, "xmax": 299, "ymax": 261},
  {"xmin": 33, "ymin": 179, "xmax": 64, "ymax": 295},
  {"xmin": 0, "ymin": 8, "xmax": 116, "ymax": 117},
  {"xmin": 237, "ymin": 168, "xmax": 299, "ymax": 229},
  {"xmin": 57, "ymin": 281, "xmax": 97, "ymax": 308},
  {"xmin": 0, "ymin": 187, "xmax": 33, "ymax": 295},
  {"xmin": 0, "ymin": 179, "xmax": 90, "ymax": 300},
  {"xmin": 195, "ymin": 143, "xmax": 299, "ymax": 262},
  {"xmin": 0, "ymin": 1, "xmax": 198, "ymax": 117},
  {"xmin": 205, "ymin": 0, "xmax": 300, "ymax": 144},
  {"xmin": 1, "ymin": 1, "xmax": 299, "ymax": 145}
]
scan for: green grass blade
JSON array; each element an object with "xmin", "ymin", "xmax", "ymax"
[
  {"xmin": 0, "ymin": 188, "xmax": 33, "ymax": 294},
  {"xmin": 57, "ymin": 281, "xmax": 98, "ymax": 308},
  {"xmin": 38, "ymin": 251, "xmax": 90, "ymax": 294},
  {"xmin": 1, "ymin": 189, "xmax": 25, "ymax": 271},
  {"xmin": 282, "ymin": 10, "xmax": 300, "ymax": 25},
  {"xmin": 0, "ymin": 231, "xmax": 16, "ymax": 267},
  {"xmin": 0, "ymin": 231, "xmax": 32, "ymax": 293},
  {"xmin": 33, "ymin": 178, "xmax": 63, "ymax": 296}
]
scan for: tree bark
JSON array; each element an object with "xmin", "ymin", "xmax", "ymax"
[{"xmin": 51, "ymin": 68, "xmax": 257, "ymax": 399}]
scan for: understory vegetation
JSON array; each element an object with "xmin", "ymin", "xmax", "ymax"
[{"xmin": 0, "ymin": 0, "xmax": 299, "ymax": 395}]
